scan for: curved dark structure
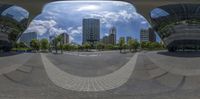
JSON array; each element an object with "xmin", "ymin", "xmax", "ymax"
[
  {"xmin": 150, "ymin": 4, "xmax": 200, "ymax": 52},
  {"xmin": 0, "ymin": 4, "xmax": 29, "ymax": 51}
]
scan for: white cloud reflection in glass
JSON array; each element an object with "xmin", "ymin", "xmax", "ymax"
[{"xmin": 2, "ymin": 6, "xmax": 29, "ymax": 22}]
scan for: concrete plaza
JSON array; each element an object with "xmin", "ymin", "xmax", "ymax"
[{"xmin": 0, "ymin": 51, "xmax": 200, "ymax": 99}]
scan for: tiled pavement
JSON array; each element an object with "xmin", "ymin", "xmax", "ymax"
[{"xmin": 0, "ymin": 51, "xmax": 200, "ymax": 99}]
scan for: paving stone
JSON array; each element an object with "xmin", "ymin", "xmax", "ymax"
[
  {"xmin": 132, "ymin": 70, "xmax": 151, "ymax": 80},
  {"xmin": 4, "ymin": 70, "xmax": 29, "ymax": 82},
  {"xmin": 148, "ymin": 68, "xmax": 168, "ymax": 79},
  {"xmin": 41, "ymin": 53, "xmax": 139, "ymax": 92},
  {"xmin": 155, "ymin": 73, "xmax": 184, "ymax": 88},
  {"xmin": 181, "ymin": 76, "xmax": 200, "ymax": 89},
  {"xmin": 169, "ymin": 68, "xmax": 200, "ymax": 76},
  {"xmin": 17, "ymin": 66, "xmax": 33, "ymax": 73}
]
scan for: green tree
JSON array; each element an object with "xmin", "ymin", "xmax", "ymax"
[
  {"xmin": 132, "ymin": 40, "xmax": 140, "ymax": 52},
  {"xmin": 40, "ymin": 38, "xmax": 49, "ymax": 51},
  {"xmin": 77, "ymin": 45, "xmax": 83, "ymax": 51},
  {"xmin": 30, "ymin": 39, "xmax": 40, "ymax": 52},
  {"xmin": 106, "ymin": 44, "xmax": 114, "ymax": 50},
  {"xmin": 83, "ymin": 42, "xmax": 91, "ymax": 51},
  {"xmin": 13, "ymin": 42, "xmax": 20, "ymax": 48},
  {"xmin": 53, "ymin": 38, "xmax": 58, "ymax": 53},
  {"xmin": 119, "ymin": 37, "xmax": 125, "ymax": 53},
  {"xmin": 141, "ymin": 41, "xmax": 165, "ymax": 50},
  {"xmin": 19, "ymin": 42, "xmax": 26, "ymax": 48},
  {"xmin": 55, "ymin": 35, "xmax": 64, "ymax": 54},
  {"xmin": 97, "ymin": 42, "xmax": 105, "ymax": 51},
  {"xmin": 64, "ymin": 44, "xmax": 71, "ymax": 51},
  {"xmin": 141, "ymin": 41, "xmax": 150, "ymax": 49},
  {"xmin": 128, "ymin": 39, "xmax": 140, "ymax": 52},
  {"xmin": 128, "ymin": 39, "xmax": 134, "ymax": 52}
]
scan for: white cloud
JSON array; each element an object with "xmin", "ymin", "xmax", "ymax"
[
  {"xmin": 49, "ymin": 27, "xmax": 67, "ymax": 36},
  {"xmin": 105, "ymin": 23, "xmax": 113, "ymax": 28},
  {"xmin": 77, "ymin": 5, "xmax": 100, "ymax": 11},
  {"xmin": 118, "ymin": 10, "xmax": 133, "ymax": 22},
  {"xmin": 105, "ymin": 33, "xmax": 109, "ymax": 36},
  {"xmin": 24, "ymin": 20, "xmax": 57, "ymax": 36},
  {"xmin": 67, "ymin": 26, "xmax": 82, "ymax": 36},
  {"xmin": 65, "ymin": 26, "xmax": 82, "ymax": 43},
  {"xmin": 112, "ymin": 1, "xmax": 130, "ymax": 7},
  {"xmin": 69, "ymin": 36, "xmax": 74, "ymax": 42},
  {"xmin": 85, "ymin": 10, "xmax": 135, "ymax": 28},
  {"xmin": 141, "ymin": 21, "xmax": 148, "ymax": 24},
  {"xmin": 67, "ymin": 27, "xmax": 73, "ymax": 31}
]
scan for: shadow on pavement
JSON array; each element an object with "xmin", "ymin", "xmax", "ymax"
[
  {"xmin": 157, "ymin": 51, "xmax": 200, "ymax": 58},
  {"xmin": 0, "ymin": 52, "xmax": 23, "ymax": 57}
]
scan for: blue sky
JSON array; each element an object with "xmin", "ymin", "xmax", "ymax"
[{"xmin": 24, "ymin": 1, "xmax": 150, "ymax": 44}]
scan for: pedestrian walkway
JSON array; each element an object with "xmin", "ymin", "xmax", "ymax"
[{"xmin": 41, "ymin": 53, "xmax": 139, "ymax": 92}]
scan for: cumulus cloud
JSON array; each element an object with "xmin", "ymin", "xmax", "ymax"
[
  {"xmin": 141, "ymin": 21, "xmax": 148, "ymax": 24},
  {"xmin": 67, "ymin": 26, "xmax": 82, "ymax": 36},
  {"xmin": 24, "ymin": 20, "xmax": 57, "ymax": 36},
  {"xmin": 69, "ymin": 36, "xmax": 74, "ymax": 42},
  {"xmin": 24, "ymin": 19, "xmax": 83, "ymax": 43},
  {"xmin": 105, "ymin": 33, "xmax": 109, "ymax": 36},
  {"xmin": 112, "ymin": 1, "xmax": 130, "ymax": 7},
  {"xmin": 64, "ymin": 26, "xmax": 82, "ymax": 42},
  {"xmin": 85, "ymin": 10, "xmax": 135, "ymax": 28},
  {"xmin": 77, "ymin": 5, "xmax": 100, "ymax": 11},
  {"xmin": 49, "ymin": 27, "xmax": 67, "ymax": 36}
]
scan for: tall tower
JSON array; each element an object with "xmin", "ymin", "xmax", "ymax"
[
  {"xmin": 60, "ymin": 33, "xmax": 69, "ymax": 45},
  {"xmin": 140, "ymin": 28, "xmax": 156, "ymax": 42},
  {"xmin": 108, "ymin": 27, "xmax": 116, "ymax": 45},
  {"xmin": 82, "ymin": 18, "xmax": 100, "ymax": 46}
]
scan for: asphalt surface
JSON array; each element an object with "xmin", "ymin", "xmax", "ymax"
[
  {"xmin": 46, "ymin": 51, "xmax": 134, "ymax": 77},
  {"xmin": 0, "ymin": 51, "xmax": 200, "ymax": 99}
]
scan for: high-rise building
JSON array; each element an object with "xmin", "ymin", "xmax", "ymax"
[
  {"xmin": 140, "ymin": 29, "xmax": 149, "ymax": 42},
  {"xmin": 102, "ymin": 36, "xmax": 109, "ymax": 44},
  {"xmin": 149, "ymin": 28, "xmax": 156, "ymax": 42},
  {"xmin": 140, "ymin": 28, "xmax": 156, "ymax": 42},
  {"xmin": 101, "ymin": 27, "xmax": 117, "ymax": 45},
  {"xmin": 82, "ymin": 18, "xmax": 100, "ymax": 46},
  {"xmin": 60, "ymin": 33, "xmax": 69, "ymax": 45},
  {"xmin": 19, "ymin": 32, "xmax": 38, "ymax": 46},
  {"xmin": 108, "ymin": 27, "xmax": 116, "ymax": 45}
]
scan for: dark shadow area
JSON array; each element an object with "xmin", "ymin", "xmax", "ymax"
[
  {"xmin": 157, "ymin": 51, "xmax": 200, "ymax": 58},
  {"xmin": 0, "ymin": 52, "xmax": 22, "ymax": 57}
]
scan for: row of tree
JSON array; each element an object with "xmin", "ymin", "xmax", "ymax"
[
  {"xmin": 13, "ymin": 36, "xmax": 165, "ymax": 53},
  {"xmin": 140, "ymin": 41, "xmax": 165, "ymax": 50}
]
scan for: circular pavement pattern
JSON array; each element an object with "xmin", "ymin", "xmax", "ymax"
[{"xmin": 41, "ymin": 53, "xmax": 139, "ymax": 92}]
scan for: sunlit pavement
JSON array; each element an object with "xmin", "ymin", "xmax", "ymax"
[
  {"xmin": 42, "ymin": 52, "xmax": 138, "ymax": 92},
  {"xmin": 0, "ymin": 51, "xmax": 200, "ymax": 98}
]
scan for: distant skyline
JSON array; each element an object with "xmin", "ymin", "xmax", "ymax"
[{"xmin": 23, "ymin": 1, "xmax": 150, "ymax": 44}]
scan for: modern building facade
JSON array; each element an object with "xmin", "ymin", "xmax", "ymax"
[
  {"xmin": 149, "ymin": 28, "xmax": 156, "ymax": 42},
  {"xmin": 102, "ymin": 36, "xmax": 109, "ymax": 44},
  {"xmin": 0, "ymin": 4, "xmax": 29, "ymax": 51},
  {"xmin": 140, "ymin": 28, "xmax": 156, "ymax": 42},
  {"xmin": 150, "ymin": 4, "xmax": 200, "ymax": 51},
  {"xmin": 60, "ymin": 33, "xmax": 69, "ymax": 45},
  {"xmin": 101, "ymin": 27, "xmax": 117, "ymax": 45},
  {"xmin": 82, "ymin": 18, "xmax": 100, "ymax": 47},
  {"xmin": 19, "ymin": 32, "xmax": 38, "ymax": 46},
  {"xmin": 108, "ymin": 27, "xmax": 116, "ymax": 45}
]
